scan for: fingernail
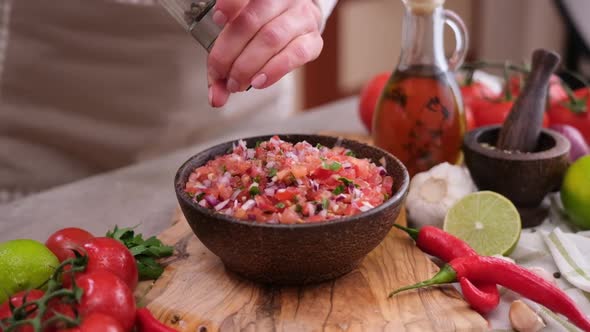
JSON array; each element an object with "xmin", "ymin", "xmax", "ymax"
[
  {"xmin": 212, "ymin": 10, "xmax": 227, "ymax": 26},
  {"xmin": 227, "ymin": 78, "xmax": 239, "ymax": 93},
  {"xmin": 251, "ymin": 74, "xmax": 267, "ymax": 89},
  {"xmin": 208, "ymin": 87, "xmax": 214, "ymax": 106}
]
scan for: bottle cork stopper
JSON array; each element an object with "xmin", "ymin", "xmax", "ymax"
[{"xmin": 403, "ymin": 0, "xmax": 445, "ymax": 14}]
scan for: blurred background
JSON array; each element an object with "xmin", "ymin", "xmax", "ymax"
[{"xmin": 296, "ymin": 0, "xmax": 590, "ymax": 111}]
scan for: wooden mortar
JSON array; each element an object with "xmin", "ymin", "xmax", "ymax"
[{"xmin": 463, "ymin": 49, "xmax": 571, "ymax": 227}]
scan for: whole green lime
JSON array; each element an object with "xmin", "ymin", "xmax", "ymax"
[
  {"xmin": 561, "ymin": 155, "xmax": 590, "ymax": 230},
  {"xmin": 0, "ymin": 239, "xmax": 59, "ymax": 303}
]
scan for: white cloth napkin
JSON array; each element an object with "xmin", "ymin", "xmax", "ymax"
[{"xmin": 486, "ymin": 194, "xmax": 590, "ymax": 331}]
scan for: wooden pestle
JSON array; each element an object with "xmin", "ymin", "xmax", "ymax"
[{"xmin": 496, "ymin": 49, "xmax": 561, "ymax": 152}]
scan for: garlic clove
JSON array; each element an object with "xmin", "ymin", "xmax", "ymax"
[{"xmin": 509, "ymin": 300, "xmax": 546, "ymax": 332}]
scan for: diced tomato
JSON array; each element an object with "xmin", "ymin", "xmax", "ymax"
[
  {"xmin": 291, "ymin": 164, "xmax": 308, "ymax": 178},
  {"xmin": 255, "ymin": 195, "xmax": 276, "ymax": 212},
  {"xmin": 275, "ymin": 188, "xmax": 298, "ymax": 201},
  {"xmin": 279, "ymin": 209, "xmax": 300, "ymax": 224}
]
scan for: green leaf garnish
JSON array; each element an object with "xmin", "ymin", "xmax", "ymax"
[
  {"xmin": 255, "ymin": 141, "xmax": 262, "ymax": 148},
  {"xmin": 107, "ymin": 226, "xmax": 174, "ymax": 281},
  {"xmin": 338, "ymin": 177, "xmax": 354, "ymax": 186},
  {"xmin": 268, "ymin": 167, "xmax": 278, "ymax": 177},
  {"xmin": 295, "ymin": 204, "xmax": 303, "ymax": 213},
  {"xmin": 322, "ymin": 197, "xmax": 329, "ymax": 210},
  {"xmin": 345, "ymin": 150, "xmax": 356, "ymax": 157},
  {"xmin": 332, "ymin": 185, "xmax": 345, "ymax": 195},
  {"xmin": 322, "ymin": 161, "xmax": 342, "ymax": 171},
  {"xmin": 249, "ymin": 185, "xmax": 260, "ymax": 196},
  {"xmin": 196, "ymin": 193, "xmax": 205, "ymax": 201},
  {"xmin": 275, "ymin": 202, "xmax": 286, "ymax": 209}
]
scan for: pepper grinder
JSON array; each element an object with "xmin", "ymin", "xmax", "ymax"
[{"xmin": 158, "ymin": 0, "xmax": 220, "ymax": 52}]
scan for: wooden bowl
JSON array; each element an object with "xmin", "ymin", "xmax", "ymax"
[
  {"xmin": 463, "ymin": 126, "xmax": 570, "ymax": 225},
  {"xmin": 174, "ymin": 134, "xmax": 409, "ymax": 285}
]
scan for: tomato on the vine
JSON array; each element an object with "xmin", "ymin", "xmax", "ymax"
[
  {"xmin": 0, "ymin": 290, "xmax": 74, "ymax": 332},
  {"xmin": 548, "ymin": 88, "xmax": 590, "ymax": 143},
  {"xmin": 471, "ymin": 98, "xmax": 550, "ymax": 128},
  {"xmin": 62, "ymin": 312, "xmax": 125, "ymax": 332},
  {"xmin": 358, "ymin": 72, "xmax": 389, "ymax": 133},
  {"xmin": 46, "ymin": 228, "xmax": 94, "ymax": 262},
  {"xmin": 509, "ymin": 73, "xmax": 567, "ymax": 106},
  {"xmin": 81, "ymin": 237, "xmax": 138, "ymax": 290},
  {"xmin": 75, "ymin": 271, "xmax": 136, "ymax": 331}
]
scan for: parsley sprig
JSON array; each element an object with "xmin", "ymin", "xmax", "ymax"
[{"xmin": 107, "ymin": 226, "xmax": 174, "ymax": 281}]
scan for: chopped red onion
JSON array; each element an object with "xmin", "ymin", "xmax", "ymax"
[
  {"xmin": 264, "ymin": 188, "xmax": 276, "ymax": 196},
  {"xmin": 359, "ymin": 202, "xmax": 374, "ymax": 212},
  {"xmin": 246, "ymin": 149, "xmax": 256, "ymax": 159},
  {"xmin": 205, "ymin": 195, "xmax": 219, "ymax": 207},
  {"xmin": 242, "ymin": 199, "xmax": 256, "ymax": 210},
  {"xmin": 341, "ymin": 162, "xmax": 352, "ymax": 169},
  {"xmin": 230, "ymin": 190, "xmax": 241, "ymax": 201},
  {"xmin": 198, "ymin": 199, "xmax": 207, "ymax": 207},
  {"xmin": 266, "ymin": 161, "xmax": 275, "ymax": 169},
  {"xmin": 195, "ymin": 182, "xmax": 207, "ymax": 190},
  {"xmin": 307, "ymin": 203, "xmax": 316, "ymax": 216},
  {"xmin": 247, "ymin": 213, "xmax": 257, "ymax": 221},
  {"xmin": 377, "ymin": 166, "xmax": 387, "ymax": 176},
  {"xmin": 335, "ymin": 194, "xmax": 346, "ymax": 202},
  {"xmin": 318, "ymin": 210, "xmax": 328, "ymax": 218},
  {"xmin": 214, "ymin": 199, "xmax": 230, "ymax": 211},
  {"xmin": 203, "ymin": 179, "xmax": 211, "ymax": 187}
]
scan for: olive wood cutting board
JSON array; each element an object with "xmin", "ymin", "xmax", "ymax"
[{"xmin": 137, "ymin": 133, "xmax": 488, "ymax": 332}]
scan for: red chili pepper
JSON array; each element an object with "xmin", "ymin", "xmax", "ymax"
[
  {"xmin": 393, "ymin": 224, "xmax": 499, "ymax": 314},
  {"xmin": 135, "ymin": 308, "xmax": 178, "ymax": 332},
  {"xmin": 389, "ymin": 255, "xmax": 590, "ymax": 332}
]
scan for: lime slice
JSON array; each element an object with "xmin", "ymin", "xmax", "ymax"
[
  {"xmin": 443, "ymin": 191, "xmax": 521, "ymax": 256},
  {"xmin": 561, "ymin": 155, "xmax": 590, "ymax": 230}
]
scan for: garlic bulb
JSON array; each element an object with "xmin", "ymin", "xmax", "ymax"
[{"xmin": 406, "ymin": 162, "xmax": 476, "ymax": 228}]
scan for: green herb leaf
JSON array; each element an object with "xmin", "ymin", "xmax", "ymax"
[
  {"xmin": 322, "ymin": 161, "xmax": 342, "ymax": 171},
  {"xmin": 221, "ymin": 165, "xmax": 227, "ymax": 173},
  {"xmin": 136, "ymin": 256, "xmax": 165, "ymax": 281},
  {"xmin": 345, "ymin": 150, "xmax": 356, "ymax": 157},
  {"xmin": 253, "ymin": 176, "xmax": 261, "ymax": 183},
  {"xmin": 275, "ymin": 202, "xmax": 286, "ymax": 209},
  {"xmin": 196, "ymin": 193, "xmax": 205, "ymax": 201},
  {"xmin": 255, "ymin": 141, "xmax": 262, "ymax": 148},
  {"xmin": 332, "ymin": 185, "xmax": 345, "ymax": 195},
  {"xmin": 322, "ymin": 197, "xmax": 329, "ymax": 210},
  {"xmin": 106, "ymin": 226, "xmax": 174, "ymax": 281},
  {"xmin": 249, "ymin": 185, "xmax": 260, "ymax": 196},
  {"xmin": 316, "ymin": 143, "xmax": 324, "ymax": 149},
  {"xmin": 295, "ymin": 204, "xmax": 303, "ymax": 213},
  {"xmin": 338, "ymin": 177, "xmax": 354, "ymax": 186},
  {"xmin": 268, "ymin": 167, "xmax": 278, "ymax": 177},
  {"xmin": 384, "ymin": 193, "xmax": 390, "ymax": 200}
]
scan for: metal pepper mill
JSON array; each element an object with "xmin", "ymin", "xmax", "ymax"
[{"xmin": 159, "ymin": 0, "xmax": 220, "ymax": 52}]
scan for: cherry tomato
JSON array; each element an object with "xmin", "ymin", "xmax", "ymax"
[
  {"xmin": 0, "ymin": 290, "xmax": 74, "ymax": 332},
  {"xmin": 0, "ymin": 289, "xmax": 45, "ymax": 332},
  {"xmin": 548, "ymin": 88, "xmax": 590, "ymax": 143},
  {"xmin": 75, "ymin": 271, "xmax": 136, "ymax": 331},
  {"xmin": 509, "ymin": 73, "xmax": 567, "ymax": 106},
  {"xmin": 460, "ymin": 81, "xmax": 496, "ymax": 106},
  {"xmin": 358, "ymin": 72, "xmax": 390, "ymax": 133},
  {"xmin": 82, "ymin": 237, "xmax": 138, "ymax": 290},
  {"xmin": 472, "ymin": 99, "xmax": 549, "ymax": 128},
  {"xmin": 61, "ymin": 312, "xmax": 125, "ymax": 332},
  {"xmin": 46, "ymin": 228, "xmax": 94, "ymax": 262},
  {"xmin": 464, "ymin": 106, "xmax": 476, "ymax": 131}
]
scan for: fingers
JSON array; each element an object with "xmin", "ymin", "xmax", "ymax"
[
  {"xmin": 251, "ymin": 32, "xmax": 323, "ymax": 89},
  {"xmin": 209, "ymin": 80, "xmax": 230, "ymax": 108},
  {"xmin": 226, "ymin": 4, "xmax": 319, "ymax": 92},
  {"xmin": 208, "ymin": 0, "xmax": 288, "ymax": 83},
  {"xmin": 213, "ymin": 0, "xmax": 249, "ymax": 25}
]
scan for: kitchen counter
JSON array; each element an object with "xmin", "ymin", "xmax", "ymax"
[{"xmin": 0, "ymin": 97, "xmax": 364, "ymax": 241}]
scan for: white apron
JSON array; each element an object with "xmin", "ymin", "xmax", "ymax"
[{"xmin": 0, "ymin": 0, "xmax": 294, "ymax": 199}]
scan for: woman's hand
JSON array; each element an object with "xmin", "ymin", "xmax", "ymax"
[{"xmin": 207, "ymin": 0, "xmax": 324, "ymax": 107}]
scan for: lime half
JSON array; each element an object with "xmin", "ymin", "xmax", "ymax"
[
  {"xmin": 0, "ymin": 239, "xmax": 59, "ymax": 303},
  {"xmin": 443, "ymin": 191, "xmax": 521, "ymax": 256}
]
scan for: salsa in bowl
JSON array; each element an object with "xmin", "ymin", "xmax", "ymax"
[
  {"xmin": 184, "ymin": 136, "xmax": 394, "ymax": 224},
  {"xmin": 175, "ymin": 134, "xmax": 409, "ymax": 284}
]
